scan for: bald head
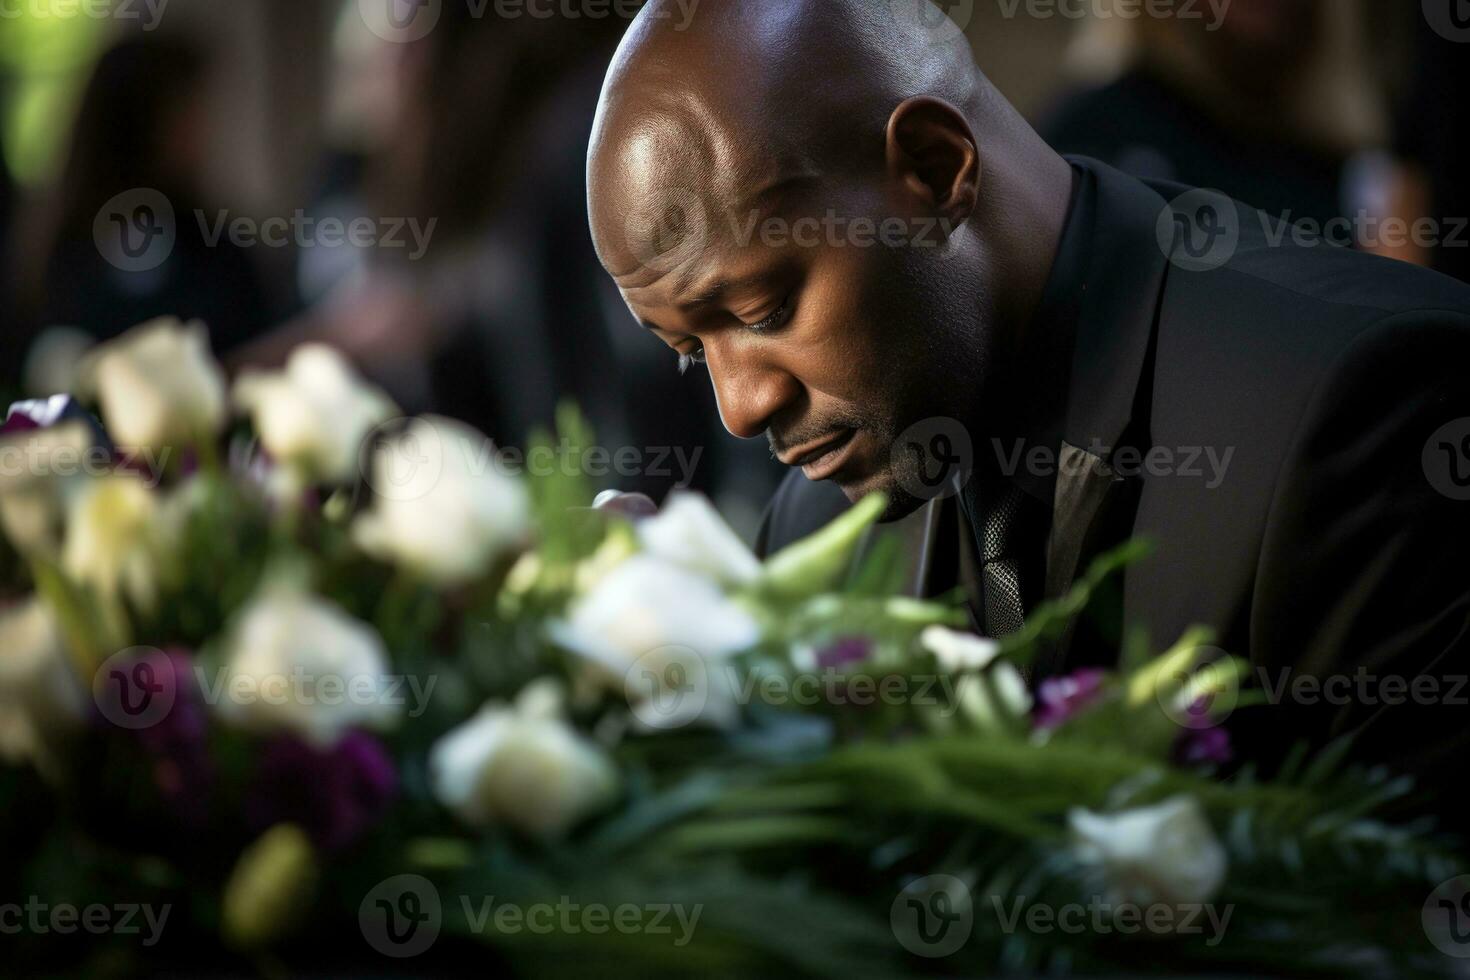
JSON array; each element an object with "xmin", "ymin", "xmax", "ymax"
[
  {"xmin": 589, "ymin": 0, "xmax": 1006, "ymax": 275},
  {"xmin": 588, "ymin": 0, "xmax": 1071, "ymax": 519}
]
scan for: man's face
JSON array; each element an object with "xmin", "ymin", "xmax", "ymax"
[{"xmin": 606, "ymin": 172, "xmax": 981, "ymax": 520}]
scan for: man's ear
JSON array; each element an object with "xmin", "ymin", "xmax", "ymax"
[{"xmin": 884, "ymin": 96, "xmax": 980, "ymax": 228}]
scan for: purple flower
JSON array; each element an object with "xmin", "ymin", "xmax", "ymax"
[
  {"xmin": 3, "ymin": 395, "xmax": 112, "ymax": 448},
  {"xmin": 0, "ymin": 410, "xmax": 40, "ymax": 435},
  {"xmin": 246, "ymin": 732, "xmax": 398, "ymax": 852},
  {"xmin": 1033, "ymin": 668, "xmax": 1109, "ymax": 730},
  {"xmin": 1175, "ymin": 725, "xmax": 1234, "ymax": 767},
  {"xmin": 1173, "ymin": 697, "xmax": 1234, "ymax": 767},
  {"xmin": 816, "ymin": 637, "xmax": 872, "ymax": 671},
  {"xmin": 124, "ymin": 649, "xmax": 212, "ymax": 824}
]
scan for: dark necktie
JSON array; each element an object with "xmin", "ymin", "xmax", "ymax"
[{"xmin": 979, "ymin": 481, "xmax": 1029, "ymax": 637}]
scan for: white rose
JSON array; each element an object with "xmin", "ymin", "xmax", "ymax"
[
  {"xmin": 920, "ymin": 625, "xmax": 1001, "ymax": 672},
  {"xmin": 548, "ymin": 555, "xmax": 760, "ymax": 729},
  {"xmin": 635, "ymin": 491, "xmax": 759, "ymax": 587},
  {"xmin": 0, "ymin": 419, "xmax": 95, "ymax": 558},
  {"xmin": 215, "ymin": 586, "xmax": 398, "ymax": 747},
  {"xmin": 353, "ymin": 416, "xmax": 529, "ymax": 585},
  {"xmin": 430, "ymin": 679, "xmax": 618, "ymax": 839},
  {"xmin": 62, "ymin": 474, "xmax": 163, "ymax": 613},
  {"xmin": 0, "ymin": 597, "xmax": 86, "ymax": 772},
  {"xmin": 233, "ymin": 344, "xmax": 397, "ymax": 485},
  {"xmin": 81, "ymin": 318, "xmax": 227, "ymax": 453},
  {"xmin": 1069, "ymin": 795, "xmax": 1227, "ymax": 907}
]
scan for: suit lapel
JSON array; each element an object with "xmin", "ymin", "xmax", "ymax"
[
  {"xmin": 1045, "ymin": 443, "xmax": 1120, "ymax": 602},
  {"xmin": 896, "ymin": 161, "xmax": 1173, "ymax": 663},
  {"xmin": 1037, "ymin": 160, "xmax": 1173, "ymax": 670}
]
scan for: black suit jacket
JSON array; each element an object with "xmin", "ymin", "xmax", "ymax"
[{"xmin": 757, "ymin": 159, "xmax": 1470, "ymax": 798}]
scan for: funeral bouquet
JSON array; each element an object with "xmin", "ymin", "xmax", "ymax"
[{"xmin": 0, "ymin": 318, "xmax": 1462, "ymax": 978}]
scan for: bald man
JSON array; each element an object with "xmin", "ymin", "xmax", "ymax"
[{"xmin": 587, "ymin": 0, "xmax": 1470, "ymax": 795}]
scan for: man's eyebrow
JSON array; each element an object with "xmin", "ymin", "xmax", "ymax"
[
  {"xmin": 676, "ymin": 273, "xmax": 771, "ymax": 312},
  {"xmin": 636, "ymin": 270, "xmax": 772, "ymax": 334}
]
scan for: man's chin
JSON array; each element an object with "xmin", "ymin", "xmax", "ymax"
[{"xmin": 831, "ymin": 471, "xmax": 927, "ymax": 524}]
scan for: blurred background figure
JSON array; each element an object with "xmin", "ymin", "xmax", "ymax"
[
  {"xmin": 1038, "ymin": 0, "xmax": 1387, "ymax": 233},
  {"xmin": 233, "ymin": 2, "xmax": 775, "ymax": 525},
  {"xmin": 1374, "ymin": 8, "xmax": 1470, "ymax": 284},
  {"xmin": 9, "ymin": 36, "xmax": 272, "ymax": 365},
  {"xmin": 0, "ymin": 0, "xmax": 1459, "ymax": 534}
]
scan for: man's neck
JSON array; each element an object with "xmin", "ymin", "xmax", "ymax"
[
  {"xmin": 992, "ymin": 146, "xmax": 1077, "ymax": 362},
  {"xmin": 964, "ymin": 143, "xmax": 1076, "ymax": 445}
]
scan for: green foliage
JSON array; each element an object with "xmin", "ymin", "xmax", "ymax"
[{"xmin": 10, "ymin": 398, "xmax": 1464, "ymax": 979}]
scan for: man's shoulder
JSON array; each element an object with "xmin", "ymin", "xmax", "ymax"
[
  {"xmin": 1152, "ymin": 191, "xmax": 1470, "ymax": 411},
  {"xmin": 1154, "ymin": 176, "xmax": 1470, "ymax": 335},
  {"xmin": 1231, "ymin": 224, "xmax": 1470, "ymax": 322}
]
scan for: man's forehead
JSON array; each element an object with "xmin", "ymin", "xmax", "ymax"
[{"xmin": 593, "ymin": 109, "xmax": 820, "ymax": 287}]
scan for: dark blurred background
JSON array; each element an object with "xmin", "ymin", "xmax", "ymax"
[{"xmin": 0, "ymin": 0, "xmax": 1464, "ymax": 539}]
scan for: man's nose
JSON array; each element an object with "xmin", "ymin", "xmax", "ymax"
[{"xmin": 706, "ymin": 343, "xmax": 799, "ymax": 440}]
